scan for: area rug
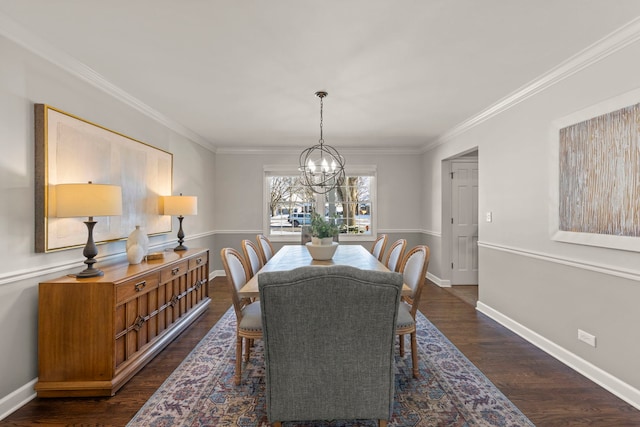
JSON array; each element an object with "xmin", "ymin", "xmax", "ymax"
[{"xmin": 127, "ymin": 308, "xmax": 534, "ymax": 426}]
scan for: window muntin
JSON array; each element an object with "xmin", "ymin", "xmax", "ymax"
[{"xmin": 265, "ymin": 170, "xmax": 375, "ymax": 240}]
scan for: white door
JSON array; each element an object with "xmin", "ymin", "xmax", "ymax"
[{"xmin": 451, "ymin": 160, "xmax": 478, "ymax": 285}]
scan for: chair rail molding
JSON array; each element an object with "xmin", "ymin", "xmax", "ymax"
[{"xmin": 478, "ymin": 241, "xmax": 640, "ymax": 282}]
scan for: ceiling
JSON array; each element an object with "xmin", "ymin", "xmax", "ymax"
[{"xmin": 2, "ymin": 1, "xmax": 640, "ymax": 152}]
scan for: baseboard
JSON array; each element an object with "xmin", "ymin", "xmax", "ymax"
[
  {"xmin": 0, "ymin": 378, "xmax": 36, "ymax": 421},
  {"xmin": 427, "ymin": 272, "xmax": 451, "ymax": 287},
  {"xmin": 476, "ymin": 301, "xmax": 640, "ymax": 410}
]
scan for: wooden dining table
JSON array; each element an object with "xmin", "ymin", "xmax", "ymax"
[{"xmin": 238, "ymin": 244, "xmax": 411, "ymax": 299}]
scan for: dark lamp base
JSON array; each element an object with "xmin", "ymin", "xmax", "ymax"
[{"xmin": 76, "ymin": 268, "xmax": 105, "ymax": 278}]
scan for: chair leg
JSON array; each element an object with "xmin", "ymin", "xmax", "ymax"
[
  {"xmin": 244, "ymin": 338, "xmax": 251, "ymax": 361},
  {"xmin": 379, "ymin": 420, "xmax": 387, "ymax": 427},
  {"xmin": 235, "ymin": 335, "xmax": 242, "ymax": 385},
  {"xmin": 399, "ymin": 334, "xmax": 405, "ymax": 356},
  {"xmin": 411, "ymin": 331, "xmax": 419, "ymax": 378}
]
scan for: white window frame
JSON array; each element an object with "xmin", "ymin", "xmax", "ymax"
[{"xmin": 263, "ymin": 165, "xmax": 377, "ymax": 243}]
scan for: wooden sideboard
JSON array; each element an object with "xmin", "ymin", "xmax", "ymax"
[{"xmin": 35, "ymin": 248, "xmax": 210, "ymax": 397}]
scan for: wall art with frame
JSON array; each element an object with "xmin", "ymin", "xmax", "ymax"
[
  {"xmin": 35, "ymin": 104, "xmax": 173, "ymax": 253},
  {"xmin": 550, "ymin": 88, "xmax": 640, "ymax": 252}
]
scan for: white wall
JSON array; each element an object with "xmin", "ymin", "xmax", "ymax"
[
  {"xmin": 211, "ymin": 150, "xmax": 426, "ymax": 270},
  {"xmin": 423, "ymin": 35, "xmax": 640, "ymax": 406},
  {"xmin": 0, "ymin": 35, "xmax": 216, "ymax": 416}
]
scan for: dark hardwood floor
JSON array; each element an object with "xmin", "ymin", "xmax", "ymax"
[{"xmin": 3, "ymin": 278, "xmax": 640, "ymax": 426}]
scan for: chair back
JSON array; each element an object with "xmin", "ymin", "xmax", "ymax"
[
  {"xmin": 384, "ymin": 238, "xmax": 407, "ymax": 272},
  {"xmin": 370, "ymin": 234, "xmax": 388, "ymax": 261},
  {"xmin": 220, "ymin": 247, "xmax": 251, "ymax": 320},
  {"xmin": 258, "ymin": 265, "xmax": 402, "ymax": 424},
  {"xmin": 256, "ymin": 234, "xmax": 274, "ymax": 263},
  {"xmin": 399, "ymin": 245, "xmax": 430, "ymax": 317},
  {"xmin": 241, "ymin": 239, "xmax": 263, "ymax": 278}
]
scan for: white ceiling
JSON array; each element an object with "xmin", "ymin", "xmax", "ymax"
[{"xmin": 2, "ymin": 1, "xmax": 640, "ymax": 152}]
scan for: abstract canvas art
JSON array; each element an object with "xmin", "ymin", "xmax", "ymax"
[
  {"xmin": 559, "ymin": 103, "xmax": 640, "ymax": 237},
  {"xmin": 551, "ymin": 89, "xmax": 640, "ymax": 252},
  {"xmin": 35, "ymin": 104, "xmax": 173, "ymax": 252}
]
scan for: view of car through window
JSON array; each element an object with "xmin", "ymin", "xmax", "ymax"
[{"xmin": 267, "ymin": 174, "xmax": 373, "ymax": 238}]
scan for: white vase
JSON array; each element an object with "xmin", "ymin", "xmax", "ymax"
[
  {"xmin": 127, "ymin": 226, "xmax": 149, "ymax": 261},
  {"xmin": 127, "ymin": 243, "xmax": 145, "ymax": 264}
]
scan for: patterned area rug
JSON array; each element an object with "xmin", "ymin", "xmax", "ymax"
[{"xmin": 128, "ymin": 308, "xmax": 534, "ymax": 426}]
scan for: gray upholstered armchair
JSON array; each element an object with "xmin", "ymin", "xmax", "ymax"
[{"xmin": 258, "ymin": 265, "xmax": 403, "ymax": 427}]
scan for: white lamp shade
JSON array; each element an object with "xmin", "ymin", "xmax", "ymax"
[
  {"xmin": 163, "ymin": 195, "xmax": 198, "ymax": 216},
  {"xmin": 55, "ymin": 183, "xmax": 123, "ymax": 218}
]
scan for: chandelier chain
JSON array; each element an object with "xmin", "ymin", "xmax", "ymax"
[{"xmin": 319, "ymin": 95, "xmax": 323, "ymax": 144}]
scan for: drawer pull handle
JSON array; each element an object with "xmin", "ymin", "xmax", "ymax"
[
  {"xmin": 196, "ymin": 257, "xmax": 202, "ymax": 265},
  {"xmin": 171, "ymin": 267, "xmax": 180, "ymax": 276},
  {"xmin": 135, "ymin": 281, "xmax": 146, "ymax": 292}
]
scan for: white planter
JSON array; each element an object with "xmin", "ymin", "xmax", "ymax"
[{"xmin": 305, "ymin": 242, "xmax": 339, "ymax": 260}]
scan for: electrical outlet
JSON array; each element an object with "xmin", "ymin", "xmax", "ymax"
[
  {"xmin": 578, "ymin": 329, "xmax": 596, "ymax": 347},
  {"xmin": 486, "ymin": 211, "xmax": 492, "ymax": 222}
]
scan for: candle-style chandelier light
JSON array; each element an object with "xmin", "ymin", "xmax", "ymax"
[{"xmin": 299, "ymin": 91, "xmax": 345, "ymax": 194}]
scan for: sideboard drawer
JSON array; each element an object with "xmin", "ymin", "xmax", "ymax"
[
  {"xmin": 189, "ymin": 253, "xmax": 207, "ymax": 271},
  {"xmin": 161, "ymin": 260, "xmax": 188, "ymax": 283},
  {"xmin": 116, "ymin": 273, "xmax": 159, "ymax": 304}
]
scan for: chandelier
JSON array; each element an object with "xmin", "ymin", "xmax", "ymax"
[{"xmin": 299, "ymin": 91, "xmax": 346, "ymax": 194}]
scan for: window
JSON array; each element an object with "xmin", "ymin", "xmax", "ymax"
[{"xmin": 265, "ymin": 166, "xmax": 376, "ymax": 241}]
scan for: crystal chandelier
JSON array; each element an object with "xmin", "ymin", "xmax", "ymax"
[{"xmin": 299, "ymin": 91, "xmax": 345, "ymax": 194}]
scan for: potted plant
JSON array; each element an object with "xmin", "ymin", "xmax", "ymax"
[{"xmin": 310, "ymin": 212, "xmax": 339, "ymax": 245}]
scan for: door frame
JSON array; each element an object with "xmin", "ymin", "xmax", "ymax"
[{"xmin": 441, "ymin": 148, "xmax": 478, "ymax": 287}]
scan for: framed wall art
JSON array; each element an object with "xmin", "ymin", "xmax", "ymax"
[
  {"xmin": 550, "ymin": 88, "xmax": 640, "ymax": 252},
  {"xmin": 35, "ymin": 104, "xmax": 173, "ymax": 252}
]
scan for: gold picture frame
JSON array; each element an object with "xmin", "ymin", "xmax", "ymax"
[{"xmin": 35, "ymin": 104, "xmax": 173, "ymax": 252}]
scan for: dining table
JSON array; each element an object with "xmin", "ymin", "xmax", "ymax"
[{"xmin": 238, "ymin": 244, "xmax": 411, "ymax": 299}]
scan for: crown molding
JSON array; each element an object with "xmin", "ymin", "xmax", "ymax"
[
  {"xmin": 215, "ymin": 145, "xmax": 424, "ymax": 155},
  {"xmin": 0, "ymin": 12, "xmax": 216, "ymax": 153},
  {"xmin": 5, "ymin": 11, "xmax": 640, "ymax": 156},
  {"xmin": 422, "ymin": 16, "xmax": 640, "ymax": 153}
]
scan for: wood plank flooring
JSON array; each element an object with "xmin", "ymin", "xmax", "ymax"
[{"xmin": 3, "ymin": 278, "xmax": 640, "ymax": 426}]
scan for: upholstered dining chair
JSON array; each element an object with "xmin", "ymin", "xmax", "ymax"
[
  {"xmin": 396, "ymin": 245, "xmax": 430, "ymax": 378},
  {"xmin": 256, "ymin": 234, "xmax": 275, "ymax": 264},
  {"xmin": 258, "ymin": 265, "xmax": 402, "ymax": 427},
  {"xmin": 241, "ymin": 239, "xmax": 263, "ymax": 278},
  {"xmin": 220, "ymin": 247, "xmax": 262, "ymax": 385},
  {"xmin": 384, "ymin": 238, "xmax": 407, "ymax": 272},
  {"xmin": 370, "ymin": 234, "xmax": 388, "ymax": 262}
]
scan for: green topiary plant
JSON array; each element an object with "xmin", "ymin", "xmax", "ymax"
[{"xmin": 310, "ymin": 212, "xmax": 339, "ymax": 239}]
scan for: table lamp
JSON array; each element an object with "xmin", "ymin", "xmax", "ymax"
[
  {"xmin": 55, "ymin": 182, "xmax": 123, "ymax": 277},
  {"xmin": 162, "ymin": 193, "xmax": 198, "ymax": 251}
]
